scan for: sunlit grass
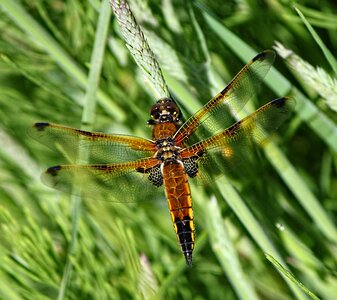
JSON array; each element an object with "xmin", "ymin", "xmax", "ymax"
[{"xmin": 0, "ymin": 0, "xmax": 336, "ymax": 299}]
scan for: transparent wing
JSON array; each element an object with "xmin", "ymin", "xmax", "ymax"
[
  {"xmin": 28, "ymin": 122, "xmax": 156, "ymax": 164},
  {"xmin": 41, "ymin": 158, "xmax": 164, "ymax": 202},
  {"xmin": 180, "ymin": 97, "xmax": 296, "ymax": 182},
  {"xmin": 174, "ymin": 50, "xmax": 276, "ymax": 145}
]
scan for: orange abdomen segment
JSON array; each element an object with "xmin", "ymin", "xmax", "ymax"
[{"xmin": 162, "ymin": 161, "xmax": 195, "ymax": 267}]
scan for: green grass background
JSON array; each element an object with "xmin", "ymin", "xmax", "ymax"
[{"xmin": 1, "ymin": 0, "xmax": 337, "ymax": 299}]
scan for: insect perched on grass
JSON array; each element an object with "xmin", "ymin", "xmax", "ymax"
[{"xmin": 29, "ymin": 50, "xmax": 295, "ymax": 267}]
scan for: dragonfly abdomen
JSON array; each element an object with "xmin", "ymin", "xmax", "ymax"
[{"xmin": 162, "ymin": 161, "xmax": 195, "ymax": 267}]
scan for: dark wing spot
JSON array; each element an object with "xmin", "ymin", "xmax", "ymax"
[
  {"xmin": 46, "ymin": 165, "xmax": 62, "ymax": 176},
  {"xmin": 227, "ymin": 120, "xmax": 242, "ymax": 134},
  {"xmin": 91, "ymin": 165, "xmax": 110, "ymax": 171},
  {"xmin": 74, "ymin": 128, "xmax": 94, "ymax": 136},
  {"xmin": 272, "ymin": 97, "xmax": 288, "ymax": 108},
  {"xmin": 34, "ymin": 122, "xmax": 50, "ymax": 131},
  {"xmin": 252, "ymin": 50, "xmax": 270, "ymax": 62}
]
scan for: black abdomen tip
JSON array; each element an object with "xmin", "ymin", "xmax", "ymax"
[
  {"xmin": 46, "ymin": 165, "xmax": 62, "ymax": 176},
  {"xmin": 34, "ymin": 122, "xmax": 50, "ymax": 131},
  {"xmin": 184, "ymin": 252, "xmax": 193, "ymax": 267}
]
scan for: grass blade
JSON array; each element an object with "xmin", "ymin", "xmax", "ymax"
[
  {"xmin": 294, "ymin": 7, "xmax": 337, "ymax": 75},
  {"xmin": 57, "ymin": 2, "xmax": 111, "ymax": 299},
  {"xmin": 205, "ymin": 195, "xmax": 259, "ymax": 300},
  {"xmin": 110, "ymin": 0, "xmax": 170, "ymax": 99},
  {"xmin": 0, "ymin": 0, "xmax": 125, "ymax": 121},
  {"xmin": 266, "ymin": 254, "xmax": 320, "ymax": 300}
]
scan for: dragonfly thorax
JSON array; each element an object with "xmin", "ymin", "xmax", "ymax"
[{"xmin": 155, "ymin": 138, "xmax": 181, "ymax": 162}]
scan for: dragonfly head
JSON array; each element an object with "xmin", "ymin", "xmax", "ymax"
[{"xmin": 148, "ymin": 98, "xmax": 182, "ymax": 125}]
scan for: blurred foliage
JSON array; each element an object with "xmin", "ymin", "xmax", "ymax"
[{"xmin": 0, "ymin": 0, "xmax": 337, "ymax": 299}]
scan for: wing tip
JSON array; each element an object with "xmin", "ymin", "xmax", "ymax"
[
  {"xmin": 46, "ymin": 165, "xmax": 62, "ymax": 176},
  {"xmin": 273, "ymin": 97, "xmax": 287, "ymax": 108},
  {"xmin": 41, "ymin": 165, "xmax": 63, "ymax": 189},
  {"xmin": 253, "ymin": 50, "xmax": 275, "ymax": 63},
  {"xmin": 273, "ymin": 96, "xmax": 296, "ymax": 110}
]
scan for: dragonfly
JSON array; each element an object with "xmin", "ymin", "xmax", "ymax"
[{"xmin": 29, "ymin": 50, "xmax": 295, "ymax": 267}]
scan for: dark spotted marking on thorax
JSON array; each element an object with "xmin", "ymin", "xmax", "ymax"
[
  {"xmin": 183, "ymin": 157, "xmax": 199, "ymax": 178},
  {"xmin": 182, "ymin": 149, "xmax": 205, "ymax": 178},
  {"xmin": 137, "ymin": 164, "xmax": 163, "ymax": 187}
]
